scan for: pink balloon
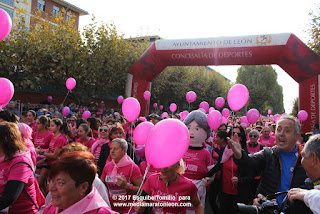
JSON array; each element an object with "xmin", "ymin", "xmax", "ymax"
[
  {"xmin": 153, "ymin": 103, "xmax": 157, "ymax": 108},
  {"xmin": 198, "ymin": 108, "xmax": 206, "ymax": 113},
  {"xmin": 179, "ymin": 111, "xmax": 189, "ymax": 121},
  {"xmin": 159, "ymin": 105, "xmax": 163, "ymax": 110},
  {"xmin": 268, "ymin": 109, "xmax": 272, "ymax": 115},
  {"xmin": 135, "ymin": 145, "xmax": 145, "ymax": 157},
  {"xmin": 186, "ymin": 91, "xmax": 197, "ymax": 103},
  {"xmin": 0, "ymin": 101, "xmax": 9, "ymax": 109},
  {"xmin": 227, "ymin": 84, "xmax": 249, "ymax": 111},
  {"xmin": 82, "ymin": 111, "xmax": 91, "ymax": 120},
  {"xmin": 122, "ymin": 97, "xmax": 141, "ymax": 122},
  {"xmin": 133, "ymin": 122, "xmax": 154, "ymax": 145},
  {"xmin": 274, "ymin": 114, "xmax": 281, "ymax": 123},
  {"xmin": 266, "ymin": 65, "xmax": 269, "ymax": 67},
  {"xmin": 199, "ymin": 101, "xmax": 209, "ymax": 113},
  {"xmin": 209, "ymin": 107, "xmax": 215, "ymax": 113},
  {"xmin": 117, "ymin": 96, "xmax": 124, "ymax": 104},
  {"xmin": 170, "ymin": 103, "xmax": 177, "ymax": 113},
  {"xmin": 62, "ymin": 107, "xmax": 70, "ymax": 116},
  {"xmin": 222, "ymin": 117, "xmax": 228, "ymax": 124},
  {"xmin": 66, "ymin": 78, "xmax": 76, "ymax": 90},
  {"xmin": 208, "ymin": 110, "xmax": 222, "ymax": 130},
  {"xmin": 143, "ymin": 91, "xmax": 151, "ymax": 100},
  {"xmin": 215, "ymin": 97, "xmax": 225, "ymax": 108},
  {"xmin": 297, "ymin": 110, "xmax": 308, "ymax": 121},
  {"xmin": 0, "ymin": 9, "xmax": 12, "ymax": 41},
  {"xmin": 161, "ymin": 112, "xmax": 168, "ymax": 118},
  {"xmin": 138, "ymin": 117, "xmax": 147, "ymax": 122},
  {"xmin": 47, "ymin": 96, "xmax": 53, "ymax": 102},
  {"xmin": 246, "ymin": 108, "xmax": 260, "ymax": 124},
  {"xmin": 145, "ymin": 119, "xmax": 189, "ymax": 168},
  {"xmin": 0, "ymin": 78, "xmax": 14, "ymax": 105},
  {"xmin": 222, "ymin": 108, "xmax": 230, "ymax": 118},
  {"xmin": 240, "ymin": 116, "xmax": 249, "ymax": 127}
]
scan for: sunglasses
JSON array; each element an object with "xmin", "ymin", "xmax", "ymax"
[
  {"xmin": 232, "ymin": 132, "xmax": 242, "ymax": 136},
  {"xmin": 249, "ymin": 135, "xmax": 258, "ymax": 138},
  {"xmin": 99, "ymin": 128, "xmax": 108, "ymax": 132}
]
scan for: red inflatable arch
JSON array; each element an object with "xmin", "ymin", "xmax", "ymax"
[{"xmin": 126, "ymin": 33, "xmax": 320, "ymax": 132}]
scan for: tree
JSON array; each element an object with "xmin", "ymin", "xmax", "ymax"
[
  {"xmin": 308, "ymin": 3, "xmax": 320, "ymax": 55},
  {"xmin": 291, "ymin": 97, "xmax": 299, "ymax": 116},
  {"xmin": 236, "ymin": 65, "xmax": 284, "ymax": 114}
]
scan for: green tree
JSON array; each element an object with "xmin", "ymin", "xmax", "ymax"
[
  {"xmin": 308, "ymin": 3, "xmax": 320, "ymax": 55},
  {"xmin": 291, "ymin": 97, "xmax": 299, "ymax": 116},
  {"xmin": 236, "ymin": 65, "xmax": 284, "ymax": 114}
]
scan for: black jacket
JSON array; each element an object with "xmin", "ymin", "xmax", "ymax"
[{"xmin": 233, "ymin": 145, "xmax": 307, "ymax": 197}]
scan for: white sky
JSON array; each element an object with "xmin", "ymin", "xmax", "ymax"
[{"xmin": 68, "ymin": 0, "xmax": 320, "ymax": 113}]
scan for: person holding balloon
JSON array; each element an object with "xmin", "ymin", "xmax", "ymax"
[
  {"xmin": 182, "ymin": 110, "xmax": 215, "ymax": 212},
  {"xmin": 76, "ymin": 123, "xmax": 95, "ymax": 150},
  {"xmin": 136, "ymin": 159, "xmax": 204, "ymax": 214},
  {"xmin": 101, "ymin": 138, "xmax": 142, "ymax": 214}
]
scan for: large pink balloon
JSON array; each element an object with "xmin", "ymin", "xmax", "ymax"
[
  {"xmin": 133, "ymin": 122, "xmax": 154, "ymax": 145},
  {"xmin": 47, "ymin": 96, "xmax": 53, "ymax": 102},
  {"xmin": 186, "ymin": 91, "xmax": 197, "ymax": 103},
  {"xmin": 161, "ymin": 112, "xmax": 168, "ymax": 118},
  {"xmin": 215, "ymin": 97, "xmax": 225, "ymax": 108},
  {"xmin": 170, "ymin": 103, "xmax": 177, "ymax": 113},
  {"xmin": 117, "ymin": 96, "xmax": 124, "ymax": 104},
  {"xmin": 222, "ymin": 108, "xmax": 230, "ymax": 118},
  {"xmin": 227, "ymin": 84, "xmax": 249, "ymax": 111},
  {"xmin": 62, "ymin": 107, "xmax": 70, "ymax": 116},
  {"xmin": 145, "ymin": 119, "xmax": 189, "ymax": 168},
  {"xmin": 0, "ymin": 78, "xmax": 14, "ymax": 105},
  {"xmin": 122, "ymin": 97, "xmax": 141, "ymax": 122},
  {"xmin": 0, "ymin": 9, "xmax": 12, "ymax": 41},
  {"xmin": 246, "ymin": 108, "xmax": 260, "ymax": 124},
  {"xmin": 159, "ymin": 105, "xmax": 163, "ymax": 110},
  {"xmin": 143, "ymin": 91, "xmax": 151, "ymax": 101},
  {"xmin": 82, "ymin": 111, "xmax": 91, "ymax": 120},
  {"xmin": 208, "ymin": 110, "xmax": 222, "ymax": 130},
  {"xmin": 66, "ymin": 78, "xmax": 76, "ymax": 90},
  {"xmin": 199, "ymin": 101, "xmax": 209, "ymax": 113},
  {"xmin": 153, "ymin": 103, "xmax": 157, "ymax": 109},
  {"xmin": 297, "ymin": 110, "xmax": 308, "ymax": 121}
]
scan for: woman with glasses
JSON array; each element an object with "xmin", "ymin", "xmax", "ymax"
[
  {"xmin": 247, "ymin": 129, "xmax": 264, "ymax": 154},
  {"xmin": 206, "ymin": 126, "xmax": 253, "ymax": 213},
  {"xmin": 259, "ymin": 126, "xmax": 276, "ymax": 147},
  {"xmin": 91, "ymin": 125, "xmax": 109, "ymax": 165}
]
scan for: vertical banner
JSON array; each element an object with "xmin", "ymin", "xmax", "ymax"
[
  {"xmin": 299, "ymin": 75, "xmax": 319, "ymax": 133},
  {"xmin": 131, "ymin": 76, "xmax": 152, "ymax": 116}
]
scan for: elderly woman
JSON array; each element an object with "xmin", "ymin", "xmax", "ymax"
[
  {"xmin": 136, "ymin": 159, "xmax": 204, "ymax": 214},
  {"xmin": 247, "ymin": 129, "xmax": 264, "ymax": 154},
  {"xmin": 0, "ymin": 122, "xmax": 38, "ymax": 213},
  {"xmin": 259, "ymin": 126, "xmax": 276, "ymax": 147},
  {"xmin": 101, "ymin": 138, "xmax": 142, "ymax": 213},
  {"xmin": 97, "ymin": 123, "xmax": 138, "ymax": 176},
  {"xmin": 43, "ymin": 151, "xmax": 117, "ymax": 214}
]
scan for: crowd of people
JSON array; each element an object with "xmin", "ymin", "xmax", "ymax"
[{"xmin": 0, "ymin": 100, "xmax": 320, "ymax": 214}]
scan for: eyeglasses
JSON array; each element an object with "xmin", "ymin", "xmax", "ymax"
[
  {"xmin": 232, "ymin": 132, "xmax": 242, "ymax": 136},
  {"xmin": 99, "ymin": 128, "xmax": 108, "ymax": 132},
  {"xmin": 249, "ymin": 135, "xmax": 258, "ymax": 138}
]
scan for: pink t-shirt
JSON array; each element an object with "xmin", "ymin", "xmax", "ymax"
[
  {"xmin": 259, "ymin": 135, "xmax": 276, "ymax": 147},
  {"xmin": 0, "ymin": 152, "xmax": 38, "ymax": 214},
  {"xmin": 139, "ymin": 161, "xmax": 160, "ymax": 180},
  {"xmin": 47, "ymin": 134, "xmax": 68, "ymax": 165},
  {"xmin": 76, "ymin": 137, "xmax": 96, "ymax": 150},
  {"xmin": 246, "ymin": 141, "xmax": 263, "ymax": 154},
  {"xmin": 182, "ymin": 148, "xmax": 214, "ymax": 180},
  {"xmin": 26, "ymin": 121, "xmax": 36, "ymax": 133},
  {"xmin": 32, "ymin": 130, "xmax": 53, "ymax": 160},
  {"xmin": 142, "ymin": 173, "xmax": 198, "ymax": 214},
  {"xmin": 90, "ymin": 139, "xmax": 108, "ymax": 164},
  {"xmin": 25, "ymin": 139, "xmax": 37, "ymax": 167},
  {"xmin": 101, "ymin": 161, "xmax": 142, "ymax": 213}
]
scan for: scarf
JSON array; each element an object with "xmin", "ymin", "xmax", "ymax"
[
  {"xmin": 110, "ymin": 154, "xmax": 134, "ymax": 181},
  {"xmin": 220, "ymin": 146, "xmax": 233, "ymax": 163}
]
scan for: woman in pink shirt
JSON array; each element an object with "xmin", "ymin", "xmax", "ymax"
[
  {"xmin": 91, "ymin": 125, "xmax": 109, "ymax": 164},
  {"xmin": 25, "ymin": 110, "xmax": 37, "ymax": 132},
  {"xmin": 259, "ymin": 127, "xmax": 276, "ymax": 147},
  {"xmin": 76, "ymin": 123, "xmax": 95, "ymax": 150},
  {"xmin": 43, "ymin": 151, "xmax": 117, "ymax": 214},
  {"xmin": 0, "ymin": 122, "xmax": 39, "ymax": 214},
  {"xmin": 35, "ymin": 119, "xmax": 69, "ymax": 195}
]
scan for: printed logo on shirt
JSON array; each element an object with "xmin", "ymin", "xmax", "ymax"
[{"xmin": 185, "ymin": 164, "xmax": 198, "ymax": 172}]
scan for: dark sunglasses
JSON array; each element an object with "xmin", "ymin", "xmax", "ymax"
[
  {"xmin": 99, "ymin": 128, "xmax": 108, "ymax": 132},
  {"xmin": 249, "ymin": 135, "xmax": 258, "ymax": 138},
  {"xmin": 232, "ymin": 132, "xmax": 242, "ymax": 136}
]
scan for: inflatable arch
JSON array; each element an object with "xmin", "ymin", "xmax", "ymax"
[{"xmin": 126, "ymin": 33, "xmax": 320, "ymax": 132}]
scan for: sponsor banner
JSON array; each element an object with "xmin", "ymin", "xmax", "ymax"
[
  {"xmin": 155, "ymin": 33, "xmax": 291, "ymax": 50},
  {"xmin": 299, "ymin": 75, "xmax": 319, "ymax": 132}
]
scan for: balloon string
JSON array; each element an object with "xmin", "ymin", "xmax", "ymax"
[
  {"xmin": 127, "ymin": 163, "xmax": 150, "ymax": 214},
  {"xmin": 61, "ymin": 90, "xmax": 70, "ymax": 109}
]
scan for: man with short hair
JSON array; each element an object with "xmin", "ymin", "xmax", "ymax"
[
  {"xmin": 287, "ymin": 134, "xmax": 320, "ymax": 214},
  {"xmin": 229, "ymin": 115, "xmax": 307, "ymax": 212}
]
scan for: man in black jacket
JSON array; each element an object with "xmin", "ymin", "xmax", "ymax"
[{"xmin": 229, "ymin": 115, "xmax": 307, "ymax": 212}]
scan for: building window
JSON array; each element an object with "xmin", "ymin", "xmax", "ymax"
[
  {"xmin": 53, "ymin": 6, "xmax": 59, "ymax": 16},
  {"xmin": 37, "ymin": 0, "xmax": 45, "ymax": 12}
]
